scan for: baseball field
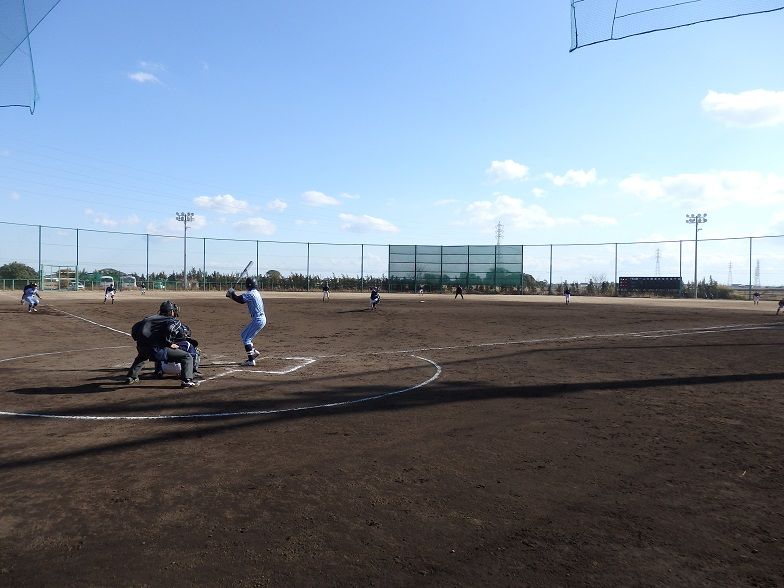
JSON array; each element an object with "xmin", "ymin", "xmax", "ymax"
[{"xmin": 1, "ymin": 290, "xmax": 782, "ymax": 586}]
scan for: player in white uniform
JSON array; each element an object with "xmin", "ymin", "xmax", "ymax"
[
  {"xmin": 226, "ymin": 277, "xmax": 267, "ymax": 366},
  {"xmin": 21, "ymin": 282, "xmax": 41, "ymax": 312}
]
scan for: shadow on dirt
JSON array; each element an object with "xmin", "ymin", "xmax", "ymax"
[{"xmin": 3, "ymin": 361, "xmax": 784, "ymax": 471}]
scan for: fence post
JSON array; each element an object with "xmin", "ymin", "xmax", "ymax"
[
  {"xmin": 38, "ymin": 225, "xmax": 42, "ymax": 287},
  {"xmin": 679, "ymin": 240, "xmax": 682, "ymax": 293},
  {"xmin": 440, "ymin": 245, "xmax": 443, "ymax": 291},
  {"xmin": 748, "ymin": 237, "xmax": 753, "ymax": 300},
  {"xmin": 306, "ymin": 242, "xmax": 310, "ymax": 292},
  {"xmin": 520, "ymin": 244, "xmax": 524, "ymax": 294},
  {"xmin": 256, "ymin": 241, "xmax": 260, "ymax": 288},
  {"xmin": 413, "ymin": 245, "xmax": 418, "ymax": 293},
  {"xmin": 360, "ymin": 244, "xmax": 364, "ymax": 292},
  {"xmin": 467, "ymin": 245, "xmax": 470, "ymax": 290},
  {"xmin": 146, "ymin": 234, "xmax": 149, "ymax": 290},
  {"xmin": 493, "ymin": 244, "xmax": 498, "ymax": 291},
  {"xmin": 614, "ymin": 243, "xmax": 618, "ymax": 296},
  {"xmin": 75, "ymin": 228, "xmax": 79, "ymax": 290},
  {"xmin": 202, "ymin": 238, "xmax": 206, "ymax": 291},
  {"xmin": 548, "ymin": 244, "xmax": 553, "ymax": 294}
]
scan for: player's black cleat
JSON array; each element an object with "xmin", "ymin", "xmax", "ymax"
[
  {"xmin": 125, "ymin": 377, "xmax": 139, "ymax": 384},
  {"xmin": 181, "ymin": 380, "xmax": 200, "ymax": 388}
]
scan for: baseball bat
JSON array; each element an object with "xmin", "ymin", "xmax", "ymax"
[{"xmin": 233, "ymin": 260, "xmax": 254, "ymax": 287}]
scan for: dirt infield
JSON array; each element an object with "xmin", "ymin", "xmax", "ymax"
[{"xmin": 1, "ymin": 290, "xmax": 783, "ymax": 586}]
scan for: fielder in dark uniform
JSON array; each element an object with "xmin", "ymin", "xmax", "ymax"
[
  {"xmin": 777, "ymin": 299, "xmax": 784, "ymax": 315},
  {"xmin": 21, "ymin": 282, "xmax": 41, "ymax": 312},
  {"xmin": 370, "ymin": 286, "xmax": 380, "ymax": 310},
  {"xmin": 454, "ymin": 284, "xmax": 464, "ymax": 300},
  {"xmin": 104, "ymin": 284, "xmax": 116, "ymax": 304},
  {"xmin": 125, "ymin": 300, "xmax": 200, "ymax": 388}
]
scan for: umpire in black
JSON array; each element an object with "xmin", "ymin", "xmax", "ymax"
[{"xmin": 125, "ymin": 300, "xmax": 200, "ymax": 388}]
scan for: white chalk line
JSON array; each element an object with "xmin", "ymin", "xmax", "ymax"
[
  {"xmin": 14, "ymin": 297, "xmax": 779, "ymax": 361},
  {"xmin": 45, "ymin": 305, "xmax": 132, "ymax": 337},
  {"xmin": 0, "ymin": 356, "xmax": 442, "ymax": 420},
  {"xmin": 312, "ymin": 322, "xmax": 781, "ymax": 359},
  {"xmin": 0, "ymin": 301, "xmax": 778, "ymax": 421},
  {"xmin": 0, "ymin": 345, "xmax": 133, "ymax": 364}
]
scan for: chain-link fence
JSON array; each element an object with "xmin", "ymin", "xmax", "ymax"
[{"xmin": 1, "ymin": 221, "xmax": 782, "ymax": 298}]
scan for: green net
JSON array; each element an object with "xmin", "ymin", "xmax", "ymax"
[
  {"xmin": 0, "ymin": 0, "xmax": 61, "ymax": 113},
  {"xmin": 571, "ymin": 0, "xmax": 784, "ymax": 51}
]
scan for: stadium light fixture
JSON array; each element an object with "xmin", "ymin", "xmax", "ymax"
[
  {"xmin": 176, "ymin": 212, "xmax": 195, "ymax": 289},
  {"xmin": 685, "ymin": 213, "xmax": 708, "ymax": 299}
]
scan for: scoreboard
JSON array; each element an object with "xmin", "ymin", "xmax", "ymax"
[{"xmin": 618, "ymin": 276, "xmax": 682, "ymax": 295}]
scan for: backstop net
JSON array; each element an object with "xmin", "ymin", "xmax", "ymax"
[
  {"xmin": 570, "ymin": 0, "xmax": 784, "ymax": 51},
  {"xmin": 0, "ymin": 0, "xmax": 62, "ymax": 112}
]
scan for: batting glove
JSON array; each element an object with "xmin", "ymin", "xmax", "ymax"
[{"xmin": 225, "ymin": 288, "xmax": 235, "ymax": 298}]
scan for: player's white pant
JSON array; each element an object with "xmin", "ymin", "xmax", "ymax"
[
  {"xmin": 323, "ymin": 291, "xmax": 329, "ymax": 301},
  {"xmin": 23, "ymin": 295, "xmax": 39, "ymax": 306},
  {"xmin": 241, "ymin": 315, "xmax": 267, "ymax": 346}
]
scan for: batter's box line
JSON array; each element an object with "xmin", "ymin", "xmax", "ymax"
[
  {"xmin": 0, "ymin": 355, "xmax": 442, "ymax": 420},
  {"xmin": 202, "ymin": 356, "xmax": 317, "ymax": 379}
]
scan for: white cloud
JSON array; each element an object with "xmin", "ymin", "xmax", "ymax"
[
  {"xmin": 531, "ymin": 187, "xmax": 546, "ymax": 198},
  {"xmin": 138, "ymin": 61, "xmax": 166, "ymax": 72},
  {"xmin": 463, "ymin": 194, "xmax": 614, "ymax": 232},
  {"xmin": 465, "ymin": 194, "xmax": 569, "ymax": 230},
  {"xmin": 303, "ymin": 190, "xmax": 340, "ymax": 206},
  {"xmin": 340, "ymin": 192, "xmax": 360, "ymax": 200},
  {"xmin": 545, "ymin": 168, "xmax": 597, "ymax": 188},
  {"xmin": 127, "ymin": 72, "xmax": 160, "ymax": 84},
  {"xmin": 267, "ymin": 198, "xmax": 288, "ymax": 212},
  {"xmin": 702, "ymin": 89, "xmax": 784, "ymax": 127},
  {"xmin": 338, "ymin": 213, "xmax": 399, "ymax": 233},
  {"xmin": 233, "ymin": 217, "xmax": 276, "ymax": 235},
  {"xmin": 434, "ymin": 198, "xmax": 458, "ymax": 206},
  {"xmin": 619, "ymin": 170, "xmax": 784, "ymax": 209},
  {"xmin": 194, "ymin": 194, "xmax": 249, "ymax": 214},
  {"xmin": 85, "ymin": 209, "xmax": 141, "ymax": 228},
  {"xmin": 486, "ymin": 160, "xmax": 529, "ymax": 182}
]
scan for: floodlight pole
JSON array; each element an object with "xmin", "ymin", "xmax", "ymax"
[
  {"xmin": 685, "ymin": 213, "xmax": 708, "ymax": 299},
  {"xmin": 176, "ymin": 212, "xmax": 194, "ymax": 290}
]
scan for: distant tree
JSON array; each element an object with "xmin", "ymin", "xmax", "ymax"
[
  {"xmin": 0, "ymin": 261, "xmax": 37, "ymax": 280},
  {"xmin": 266, "ymin": 269, "xmax": 283, "ymax": 286}
]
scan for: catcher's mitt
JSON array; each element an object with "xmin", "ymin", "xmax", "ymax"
[{"xmin": 225, "ymin": 288, "xmax": 235, "ymax": 298}]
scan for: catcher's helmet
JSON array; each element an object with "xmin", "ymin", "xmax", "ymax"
[
  {"xmin": 245, "ymin": 277, "xmax": 258, "ymax": 290},
  {"xmin": 159, "ymin": 300, "xmax": 180, "ymax": 317}
]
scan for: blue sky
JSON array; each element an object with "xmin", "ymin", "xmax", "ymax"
[{"xmin": 1, "ymin": 2, "xmax": 783, "ymax": 283}]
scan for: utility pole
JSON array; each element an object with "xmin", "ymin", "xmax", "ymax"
[
  {"xmin": 655, "ymin": 248, "xmax": 661, "ymax": 276},
  {"xmin": 685, "ymin": 213, "xmax": 708, "ymax": 299},
  {"xmin": 176, "ymin": 212, "xmax": 194, "ymax": 290}
]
